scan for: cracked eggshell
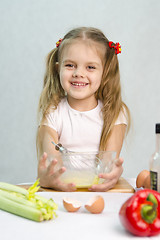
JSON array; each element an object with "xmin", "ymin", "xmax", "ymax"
[
  {"xmin": 63, "ymin": 197, "xmax": 82, "ymax": 212},
  {"xmin": 85, "ymin": 195, "xmax": 105, "ymax": 214}
]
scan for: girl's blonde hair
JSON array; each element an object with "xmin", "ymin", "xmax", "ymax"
[{"xmin": 38, "ymin": 27, "xmax": 130, "ymax": 151}]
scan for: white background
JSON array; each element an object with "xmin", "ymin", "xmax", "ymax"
[{"xmin": 0, "ymin": 0, "xmax": 160, "ymax": 184}]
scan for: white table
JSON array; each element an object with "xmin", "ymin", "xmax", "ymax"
[{"xmin": 0, "ymin": 179, "xmax": 159, "ymax": 240}]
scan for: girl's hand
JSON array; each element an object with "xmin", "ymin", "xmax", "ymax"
[
  {"xmin": 89, "ymin": 157, "xmax": 124, "ymax": 192},
  {"xmin": 38, "ymin": 152, "xmax": 76, "ymax": 192}
]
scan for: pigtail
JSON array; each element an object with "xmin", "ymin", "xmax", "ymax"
[
  {"xmin": 97, "ymin": 50, "xmax": 130, "ymax": 151},
  {"xmin": 37, "ymin": 48, "xmax": 65, "ymax": 123}
]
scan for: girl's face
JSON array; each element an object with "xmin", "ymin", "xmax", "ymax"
[{"xmin": 58, "ymin": 40, "xmax": 104, "ymax": 109}]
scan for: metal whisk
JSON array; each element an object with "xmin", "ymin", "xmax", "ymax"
[
  {"xmin": 51, "ymin": 141, "xmax": 95, "ymax": 169},
  {"xmin": 51, "ymin": 141, "xmax": 69, "ymax": 153}
]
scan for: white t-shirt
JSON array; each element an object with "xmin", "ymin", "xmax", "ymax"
[{"xmin": 43, "ymin": 98, "xmax": 127, "ymax": 152}]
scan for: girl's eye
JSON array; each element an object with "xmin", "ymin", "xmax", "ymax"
[
  {"xmin": 87, "ymin": 66, "xmax": 96, "ymax": 70},
  {"xmin": 65, "ymin": 64, "xmax": 74, "ymax": 68}
]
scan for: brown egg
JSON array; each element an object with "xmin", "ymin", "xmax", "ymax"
[
  {"xmin": 136, "ymin": 170, "xmax": 150, "ymax": 188},
  {"xmin": 85, "ymin": 195, "xmax": 105, "ymax": 214},
  {"xmin": 143, "ymin": 174, "xmax": 151, "ymax": 189},
  {"xmin": 63, "ymin": 197, "xmax": 82, "ymax": 212}
]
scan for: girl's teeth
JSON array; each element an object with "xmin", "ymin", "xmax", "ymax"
[{"xmin": 72, "ymin": 83, "xmax": 87, "ymax": 86}]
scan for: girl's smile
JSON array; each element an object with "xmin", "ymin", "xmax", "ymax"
[
  {"xmin": 70, "ymin": 81, "xmax": 89, "ymax": 87},
  {"xmin": 58, "ymin": 40, "xmax": 104, "ymax": 110}
]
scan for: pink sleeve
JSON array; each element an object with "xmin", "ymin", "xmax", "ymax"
[
  {"xmin": 114, "ymin": 108, "xmax": 128, "ymax": 125},
  {"xmin": 41, "ymin": 109, "xmax": 58, "ymax": 132}
]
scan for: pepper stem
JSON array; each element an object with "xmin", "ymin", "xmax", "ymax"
[
  {"xmin": 141, "ymin": 193, "xmax": 158, "ymax": 224},
  {"xmin": 147, "ymin": 193, "xmax": 158, "ymax": 205}
]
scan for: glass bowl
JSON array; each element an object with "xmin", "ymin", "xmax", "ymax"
[{"xmin": 49, "ymin": 151, "xmax": 116, "ymax": 188}]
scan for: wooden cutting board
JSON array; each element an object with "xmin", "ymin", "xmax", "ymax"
[
  {"xmin": 19, "ymin": 177, "xmax": 134, "ymax": 193},
  {"xmin": 107, "ymin": 177, "xmax": 134, "ymax": 193}
]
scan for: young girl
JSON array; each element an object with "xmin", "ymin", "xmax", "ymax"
[{"xmin": 37, "ymin": 27, "xmax": 130, "ymax": 192}]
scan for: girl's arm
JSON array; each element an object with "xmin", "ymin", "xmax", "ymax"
[
  {"xmin": 37, "ymin": 125, "xmax": 76, "ymax": 191},
  {"xmin": 89, "ymin": 124, "xmax": 126, "ymax": 192},
  {"xmin": 105, "ymin": 124, "xmax": 127, "ymax": 157},
  {"xmin": 37, "ymin": 125, "xmax": 59, "ymax": 159}
]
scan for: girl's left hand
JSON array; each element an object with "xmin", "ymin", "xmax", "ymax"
[{"xmin": 89, "ymin": 157, "xmax": 124, "ymax": 192}]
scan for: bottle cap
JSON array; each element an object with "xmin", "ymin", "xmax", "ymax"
[{"xmin": 156, "ymin": 123, "xmax": 160, "ymax": 133}]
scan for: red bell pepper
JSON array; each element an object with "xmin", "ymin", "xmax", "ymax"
[{"xmin": 119, "ymin": 189, "xmax": 160, "ymax": 237}]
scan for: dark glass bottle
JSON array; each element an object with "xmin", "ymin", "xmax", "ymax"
[{"xmin": 150, "ymin": 123, "xmax": 160, "ymax": 192}]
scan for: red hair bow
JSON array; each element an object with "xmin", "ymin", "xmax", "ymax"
[
  {"xmin": 109, "ymin": 41, "xmax": 121, "ymax": 54},
  {"xmin": 56, "ymin": 38, "xmax": 63, "ymax": 48}
]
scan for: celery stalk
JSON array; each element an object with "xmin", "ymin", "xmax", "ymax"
[
  {"xmin": 0, "ymin": 195, "xmax": 43, "ymax": 222},
  {"xmin": 0, "ymin": 182, "xmax": 28, "ymax": 195},
  {"xmin": 0, "ymin": 180, "xmax": 58, "ymax": 221},
  {"xmin": 0, "ymin": 190, "xmax": 36, "ymax": 208}
]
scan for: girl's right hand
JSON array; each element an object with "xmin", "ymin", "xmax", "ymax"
[{"xmin": 38, "ymin": 152, "xmax": 76, "ymax": 192}]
